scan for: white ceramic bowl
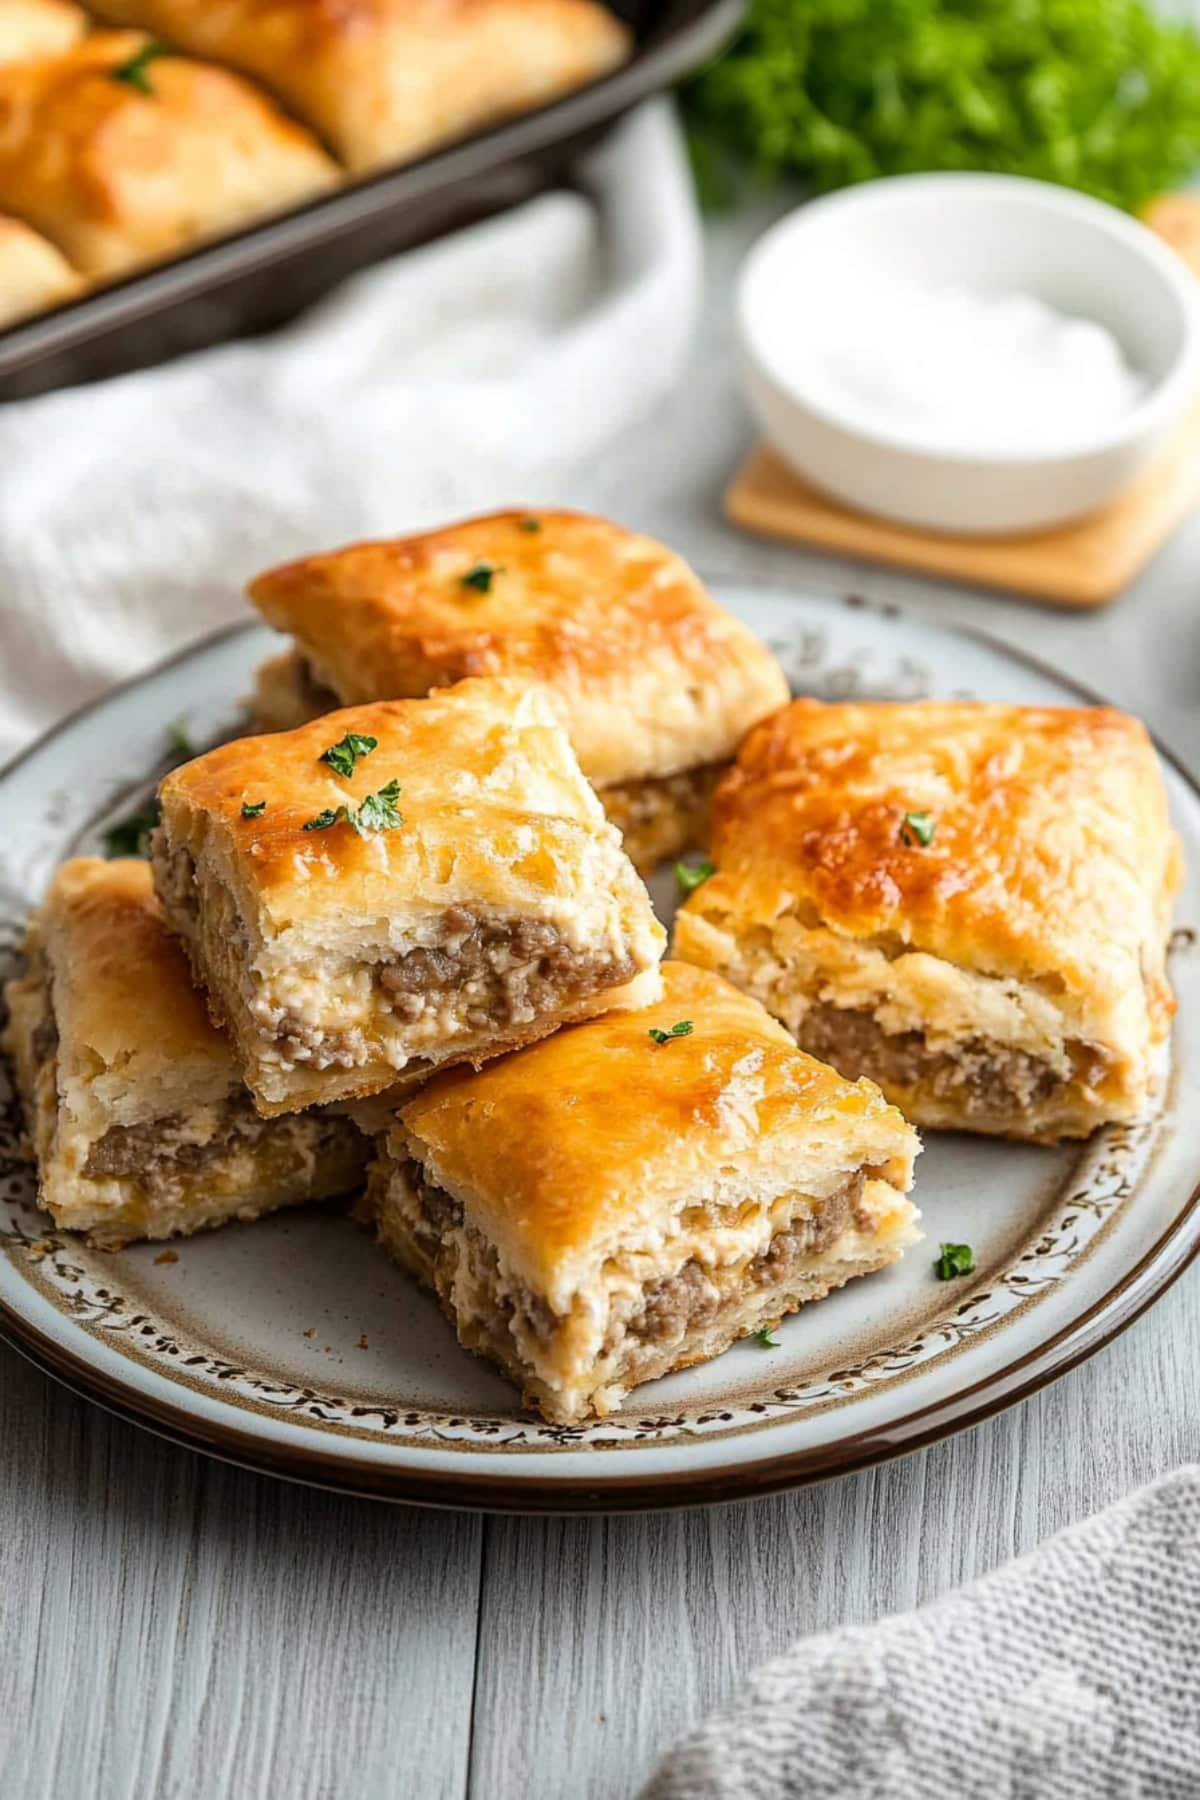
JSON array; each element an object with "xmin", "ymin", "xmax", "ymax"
[{"xmin": 737, "ymin": 173, "xmax": 1200, "ymax": 535}]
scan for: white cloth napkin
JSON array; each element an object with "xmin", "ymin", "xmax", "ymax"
[
  {"xmin": 0, "ymin": 99, "xmax": 700, "ymax": 760},
  {"xmin": 641, "ymin": 1465, "xmax": 1200, "ymax": 1800}
]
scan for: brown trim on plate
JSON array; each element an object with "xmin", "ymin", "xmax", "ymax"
[{"xmin": 2, "ymin": 1167, "xmax": 1199, "ymax": 1511}]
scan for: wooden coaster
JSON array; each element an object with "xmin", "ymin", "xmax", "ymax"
[
  {"xmin": 726, "ymin": 412, "xmax": 1200, "ymax": 609},
  {"xmin": 725, "ymin": 193, "xmax": 1200, "ymax": 609},
  {"xmin": 1142, "ymin": 193, "xmax": 1200, "ymax": 277}
]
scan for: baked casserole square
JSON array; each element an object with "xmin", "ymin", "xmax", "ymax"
[
  {"xmin": 90, "ymin": 0, "xmax": 631, "ymax": 175},
  {"xmin": 0, "ymin": 215, "xmax": 81, "ymax": 328},
  {"xmin": 247, "ymin": 509, "xmax": 789, "ymax": 871},
  {"xmin": 151, "ymin": 677, "xmax": 665, "ymax": 1115},
  {"xmin": 362, "ymin": 961, "xmax": 920, "ymax": 1424},
  {"xmin": 2, "ymin": 858, "xmax": 367, "ymax": 1248},
  {"xmin": 0, "ymin": 0, "xmax": 85, "ymax": 67},
  {"xmin": 0, "ymin": 31, "xmax": 337, "ymax": 281},
  {"xmin": 674, "ymin": 700, "xmax": 1181, "ymax": 1142}
]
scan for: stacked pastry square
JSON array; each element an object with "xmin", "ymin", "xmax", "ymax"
[
  {"xmin": 4, "ymin": 508, "xmax": 1181, "ymax": 1422},
  {"xmin": 673, "ymin": 698, "xmax": 1181, "ymax": 1143},
  {"xmin": 0, "ymin": 0, "xmax": 631, "ymax": 325}
]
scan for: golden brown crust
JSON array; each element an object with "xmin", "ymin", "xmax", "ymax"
[
  {"xmin": 247, "ymin": 649, "xmax": 733, "ymax": 872},
  {"xmin": 160, "ymin": 676, "xmax": 662, "ymax": 928},
  {"xmin": 696, "ymin": 699, "xmax": 1178, "ymax": 1017},
  {"xmin": 27, "ymin": 856, "xmax": 238, "ymax": 1091},
  {"xmin": 155, "ymin": 677, "xmax": 666, "ymax": 1112},
  {"xmin": 397, "ymin": 961, "xmax": 919, "ymax": 1298},
  {"xmin": 248, "ymin": 510, "xmax": 790, "ymax": 788},
  {"xmin": 0, "ymin": 31, "xmax": 337, "ymax": 279},
  {"xmin": 0, "ymin": 213, "xmax": 82, "ymax": 326},
  {"xmin": 90, "ymin": 0, "xmax": 631, "ymax": 173},
  {"xmin": 0, "ymin": 858, "xmax": 369, "ymax": 1244},
  {"xmin": 0, "ymin": 0, "xmax": 85, "ymax": 64},
  {"xmin": 674, "ymin": 700, "xmax": 1181, "ymax": 1138}
]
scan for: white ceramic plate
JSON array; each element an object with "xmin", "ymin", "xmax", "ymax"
[{"xmin": 1, "ymin": 587, "xmax": 1198, "ymax": 1512}]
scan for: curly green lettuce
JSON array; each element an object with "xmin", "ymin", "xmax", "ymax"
[{"xmin": 686, "ymin": 0, "xmax": 1200, "ymax": 212}]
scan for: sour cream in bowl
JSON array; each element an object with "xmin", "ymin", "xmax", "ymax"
[{"xmin": 737, "ymin": 174, "xmax": 1200, "ymax": 535}]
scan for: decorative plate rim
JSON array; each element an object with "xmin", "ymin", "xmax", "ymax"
[
  {"xmin": 1, "ymin": 594, "xmax": 1198, "ymax": 1512},
  {"xmin": 3, "ymin": 1162, "xmax": 1198, "ymax": 1512}
]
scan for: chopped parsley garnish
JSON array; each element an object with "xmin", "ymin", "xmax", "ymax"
[
  {"xmin": 111, "ymin": 41, "xmax": 168, "ymax": 94},
  {"xmin": 460, "ymin": 562, "xmax": 502, "ymax": 593},
  {"xmin": 241, "ymin": 800, "xmax": 266, "ymax": 819},
  {"xmin": 754, "ymin": 1327, "xmax": 780, "ymax": 1348},
  {"xmin": 303, "ymin": 779, "xmax": 403, "ymax": 838},
  {"xmin": 517, "ymin": 516, "xmax": 541, "ymax": 532},
  {"xmin": 167, "ymin": 716, "xmax": 194, "ymax": 758},
  {"xmin": 675, "ymin": 857, "xmax": 715, "ymax": 894},
  {"xmin": 934, "ymin": 1242, "xmax": 975, "ymax": 1281},
  {"xmin": 648, "ymin": 1020, "xmax": 694, "ymax": 1045},
  {"xmin": 319, "ymin": 731, "xmax": 378, "ymax": 779},
  {"xmin": 900, "ymin": 810, "xmax": 935, "ymax": 848},
  {"xmin": 351, "ymin": 779, "xmax": 403, "ymax": 835},
  {"xmin": 102, "ymin": 801, "xmax": 160, "ymax": 859}
]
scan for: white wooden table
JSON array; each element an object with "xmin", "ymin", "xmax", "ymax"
[{"xmin": 4, "ymin": 207, "xmax": 1200, "ymax": 1800}]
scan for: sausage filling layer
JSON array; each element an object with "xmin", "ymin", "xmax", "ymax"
[
  {"xmin": 154, "ymin": 843, "xmax": 634, "ymax": 1073},
  {"xmin": 796, "ymin": 1003, "xmax": 1106, "ymax": 1121},
  {"xmin": 406, "ymin": 1163, "xmax": 874, "ymax": 1362}
]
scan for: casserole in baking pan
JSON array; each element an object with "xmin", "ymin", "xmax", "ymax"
[{"xmin": 0, "ymin": 0, "xmax": 743, "ymax": 399}]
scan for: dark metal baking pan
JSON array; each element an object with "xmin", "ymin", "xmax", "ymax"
[{"xmin": 0, "ymin": 0, "xmax": 742, "ymax": 402}]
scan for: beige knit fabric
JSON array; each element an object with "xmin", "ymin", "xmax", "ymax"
[{"xmin": 643, "ymin": 1466, "xmax": 1200, "ymax": 1800}]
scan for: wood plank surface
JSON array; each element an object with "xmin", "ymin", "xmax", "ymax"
[
  {"xmin": 0, "ymin": 1344, "xmax": 484, "ymax": 1800},
  {"xmin": 468, "ymin": 1267, "xmax": 1200, "ymax": 1799}
]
